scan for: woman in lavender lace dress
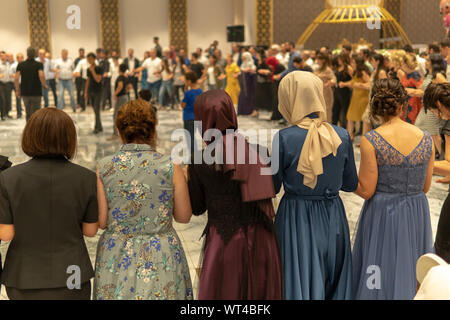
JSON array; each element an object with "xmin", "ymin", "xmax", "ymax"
[{"xmin": 352, "ymin": 78, "xmax": 435, "ymax": 300}]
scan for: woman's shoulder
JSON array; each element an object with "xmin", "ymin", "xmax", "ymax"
[
  {"xmin": 277, "ymin": 124, "xmax": 349, "ymax": 141},
  {"xmin": 331, "ymin": 124, "xmax": 351, "ymax": 140}
]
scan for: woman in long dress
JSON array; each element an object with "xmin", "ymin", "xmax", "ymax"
[
  {"xmin": 254, "ymin": 49, "xmax": 273, "ymax": 117},
  {"xmin": 238, "ymin": 52, "xmax": 257, "ymax": 116},
  {"xmin": 315, "ymin": 53, "xmax": 336, "ymax": 123},
  {"xmin": 352, "ymin": 78, "xmax": 434, "ymax": 300},
  {"xmin": 224, "ymin": 54, "xmax": 241, "ymax": 105},
  {"xmin": 332, "ymin": 53, "xmax": 353, "ymax": 128},
  {"xmin": 272, "ymin": 71, "xmax": 358, "ymax": 300},
  {"xmin": 400, "ymin": 53, "xmax": 423, "ymax": 124},
  {"xmin": 94, "ymin": 100, "xmax": 193, "ymax": 300},
  {"xmin": 340, "ymin": 56, "xmax": 371, "ymax": 140},
  {"xmin": 188, "ymin": 90, "xmax": 282, "ymax": 300}
]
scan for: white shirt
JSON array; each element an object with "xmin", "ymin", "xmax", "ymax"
[
  {"xmin": 207, "ymin": 66, "xmax": 216, "ymax": 85},
  {"xmin": 199, "ymin": 55, "xmax": 209, "ymax": 67},
  {"xmin": 276, "ymin": 52, "xmax": 289, "ymax": 68},
  {"xmin": 109, "ymin": 62, "xmax": 120, "ymax": 86},
  {"xmin": 142, "ymin": 57, "xmax": 162, "ymax": 83},
  {"xmin": 108, "ymin": 57, "xmax": 122, "ymax": 68},
  {"xmin": 10, "ymin": 61, "xmax": 20, "ymax": 83},
  {"xmin": 56, "ymin": 58, "xmax": 74, "ymax": 80},
  {"xmin": 0, "ymin": 61, "xmax": 9, "ymax": 83},
  {"xmin": 36, "ymin": 57, "xmax": 50, "ymax": 79},
  {"xmin": 127, "ymin": 57, "xmax": 135, "ymax": 72},
  {"xmin": 74, "ymin": 58, "xmax": 92, "ymax": 80},
  {"xmin": 47, "ymin": 59, "xmax": 56, "ymax": 80},
  {"xmin": 416, "ymin": 56, "xmax": 427, "ymax": 78}
]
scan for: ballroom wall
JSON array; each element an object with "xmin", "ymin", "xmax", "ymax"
[
  {"xmin": 120, "ymin": 0, "xmax": 169, "ymax": 59},
  {"xmin": 0, "ymin": 0, "xmax": 29, "ymax": 55},
  {"xmin": 187, "ymin": 0, "xmax": 234, "ymax": 55},
  {"xmin": 0, "ymin": 0, "xmax": 240, "ymax": 57},
  {"xmin": 49, "ymin": 0, "xmax": 100, "ymax": 57}
]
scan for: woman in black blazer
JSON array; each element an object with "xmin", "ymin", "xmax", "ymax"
[{"xmin": 0, "ymin": 108, "xmax": 98, "ymax": 300}]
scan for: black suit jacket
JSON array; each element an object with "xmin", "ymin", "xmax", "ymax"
[
  {"xmin": 0, "ymin": 155, "xmax": 11, "ymax": 279},
  {"xmin": 0, "ymin": 156, "xmax": 98, "ymax": 289},
  {"xmin": 123, "ymin": 57, "xmax": 141, "ymax": 73}
]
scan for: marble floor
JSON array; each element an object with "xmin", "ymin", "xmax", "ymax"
[{"xmin": 0, "ymin": 104, "xmax": 448, "ymax": 300}]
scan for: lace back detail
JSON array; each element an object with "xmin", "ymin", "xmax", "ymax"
[{"xmin": 364, "ymin": 130, "xmax": 432, "ymax": 167}]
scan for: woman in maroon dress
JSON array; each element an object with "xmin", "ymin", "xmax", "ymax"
[{"xmin": 187, "ymin": 89, "xmax": 282, "ymax": 300}]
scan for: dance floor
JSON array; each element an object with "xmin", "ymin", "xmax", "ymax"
[{"xmin": 0, "ymin": 106, "xmax": 447, "ymax": 299}]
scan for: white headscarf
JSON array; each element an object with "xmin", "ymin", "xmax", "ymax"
[
  {"xmin": 278, "ymin": 71, "xmax": 342, "ymax": 189},
  {"xmin": 241, "ymin": 52, "xmax": 256, "ymax": 71}
]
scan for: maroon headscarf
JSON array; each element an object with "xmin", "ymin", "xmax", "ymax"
[
  {"xmin": 194, "ymin": 90, "xmax": 275, "ymax": 218},
  {"xmin": 266, "ymin": 56, "xmax": 279, "ymax": 82}
]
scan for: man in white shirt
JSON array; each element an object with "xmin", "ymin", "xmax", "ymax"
[
  {"xmin": 196, "ymin": 48, "xmax": 209, "ymax": 66},
  {"xmin": 45, "ymin": 52, "xmax": 58, "ymax": 108},
  {"xmin": 9, "ymin": 53, "xmax": 24, "ymax": 118},
  {"xmin": 55, "ymin": 49, "xmax": 76, "ymax": 112},
  {"xmin": 276, "ymin": 43, "xmax": 290, "ymax": 69},
  {"xmin": 135, "ymin": 49, "xmax": 162, "ymax": 104},
  {"xmin": 123, "ymin": 48, "xmax": 140, "ymax": 100},
  {"xmin": 36, "ymin": 48, "xmax": 50, "ymax": 107}
]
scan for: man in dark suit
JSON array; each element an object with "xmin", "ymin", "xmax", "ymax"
[
  {"xmin": 96, "ymin": 48, "xmax": 111, "ymax": 110},
  {"xmin": 123, "ymin": 48, "xmax": 140, "ymax": 100}
]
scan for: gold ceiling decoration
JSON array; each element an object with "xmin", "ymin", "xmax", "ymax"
[{"xmin": 297, "ymin": 0, "xmax": 411, "ymax": 48}]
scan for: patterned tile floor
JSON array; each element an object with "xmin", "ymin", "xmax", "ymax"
[{"xmin": 0, "ymin": 105, "xmax": 447, "ymax": 300}]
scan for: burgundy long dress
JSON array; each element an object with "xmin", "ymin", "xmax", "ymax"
[
  {"xmin": 188, "ymin": 89, "xmax": 282, "ymax": 300},
  {"xmin": 188, "ymin": 158, "xmax": 282, "ymax": 300}
]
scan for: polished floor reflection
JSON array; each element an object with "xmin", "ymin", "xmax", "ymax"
[{"xmin": 0, "ymin": 106, "xmax": 447, "ymax": 299}]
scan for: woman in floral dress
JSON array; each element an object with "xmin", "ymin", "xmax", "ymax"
[{"xmin": 94, "ymin": 100, "xmax": 193, "ymax": 300}]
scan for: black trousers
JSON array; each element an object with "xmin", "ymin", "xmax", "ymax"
[
  {"xmin": 6, "ymin": 281, "xmax": 91, "ymax": 300},
  {"xmin": 47, "ymin": 79, "xmax": 58, "ymax": 107},
  {"xmin": 435, "ymin": 193, "xmax": 450, "ymax": 263},
  {"xmin": 332, "ymin": 88, "xmax": 351, "ymax": 129},
  {"xmin": 128, "ymin": 76, "xmax": 138, "ymax": 100},
  {"xmin": 0, "ymin": 82, "xmax": 8, "ymax": 118},
  {"xmin": 75, "ymin": 77, "xmax": 86, "ymax": 110},
  {"xmin": 101, "ymin": 77, "xmax": 111, "ymax": 109},
  {"xmin": 90, "ymin": 91, "xmax": 103, "ymax": 131},
  {"xmin": 6, "ymin": 82, "xmax": 14, "ymax": 113}
]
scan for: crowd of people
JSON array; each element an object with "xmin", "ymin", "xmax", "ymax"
[{"xmin": 1, "ymin": 36, "xmax": 450, "ymax": 301}]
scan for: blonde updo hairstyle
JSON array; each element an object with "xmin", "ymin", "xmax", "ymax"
[{"xmin": 402, "ymin": 52, "xmax": 418, "ymax": 70}]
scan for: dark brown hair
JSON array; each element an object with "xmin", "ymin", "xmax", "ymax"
[
  {"xmin": 423, "ymin": 83, "xmax": 450, "ymax": 112},
  {"xmin": 22, "ymin": 108, "xmax": 77, "ymax": 159},
  {"xmin": 317, "ymin": 53, "xmax": 331, "ymax": 73},
  {"xmin": 116, "ymin": 100, "xmax": 158, "ymax": 147},
  {"xmin": 370, "ymin": 78, "xmax": 408, "ymax": 121}
]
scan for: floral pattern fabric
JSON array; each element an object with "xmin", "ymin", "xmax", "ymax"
[{"xmin": 94, "ymin": 144, "xmax": 193, "ymax": 300}]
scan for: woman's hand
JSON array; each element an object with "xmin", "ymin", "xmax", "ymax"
[{"xmin": 437, "ymin": 176, "xmax": 450, "ymax": 184}]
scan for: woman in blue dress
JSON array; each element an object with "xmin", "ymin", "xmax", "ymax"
[
  {"xmin": 352, "ymin": 78, "xmax": 435, "ymax": 300},
  {"xmin": 272, "ymin": 71, "xmax": 358, "ymax": 300}
]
